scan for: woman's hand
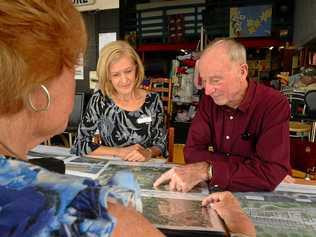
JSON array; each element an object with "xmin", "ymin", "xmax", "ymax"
[
  {"xmin": 118, "ymin": 144, "xmax": 151, "ymax": 162},
  {"xmin": 202, "ymin": 192, "xmax": 256, "ymax": 237}
]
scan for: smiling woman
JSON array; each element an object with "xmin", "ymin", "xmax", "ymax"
[
  {"xmin": 109, "ymin": 56, "xmax": 138, "ymax": 96},
  {"xmin": 71, "ymin": 40, "xmax": 168, "ymax": 162}
]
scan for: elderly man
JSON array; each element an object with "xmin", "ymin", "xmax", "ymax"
[{"xmin": 154, "ymin": 38, "xmax": 290, "ymax": 192}]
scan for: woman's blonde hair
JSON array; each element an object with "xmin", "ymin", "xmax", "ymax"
[
  {"xmin": 97, "ymin": 40, "xmax": 144, "ymax": 97},
  {"xmin": 0, "ymin": 0, "xmax": 87, "ymax": 115}
]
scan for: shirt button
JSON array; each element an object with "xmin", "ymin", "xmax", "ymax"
[
  {"xmin": 226, "ymin": 153, "xmax": 230, "ymax": 157},
  {"xmin": 229, "ymin": 116, "xmax": 234, "ymax": 120},
  {"xmin": 226, "ymin": 135, "xmax": 230, "ymax": 140}
]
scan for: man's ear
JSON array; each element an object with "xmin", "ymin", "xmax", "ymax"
[{"xmin": 240, "ymin": 63, "xmax": 248, "ymax": 79}]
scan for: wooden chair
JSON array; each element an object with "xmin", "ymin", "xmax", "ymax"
[
  {"xmin": 149, "ymin": 77, "xmax": 173, "ymax": 127},
  {"xmin": 277, "ymin": 73, "xmax": 289, "ymax": 86},
  {"xmin": 305, "ymin": 90, "xmax": 316, "ymax": 142},
  {"xmin": 148, "ymin": 77, "xmax": 174, "ymax": 161},
  {"xmin": 289, "ymin": 121, "xmax": 312, "ymax": 139},
  {"xmin": 167, "ymin": 127, "xmax": 174, "ymax": 162}
]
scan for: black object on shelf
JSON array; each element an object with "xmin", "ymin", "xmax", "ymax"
[{"xmin": 171, "ymin": 121, "xmax": 191, "ymax": 144}]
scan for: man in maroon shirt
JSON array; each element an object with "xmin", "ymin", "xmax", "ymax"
[{"xmin": 154, "ymin": 38, "xmax": 291, "ymax": 192}]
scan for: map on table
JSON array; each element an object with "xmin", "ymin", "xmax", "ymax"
[
  {"xmin": 39, "ymin": 149, "xmax": 316, "ymax": 236},
  {"xmin": 64, "ymin": 156, "xmax": 109, "ymax": 166},
  {"xmin": 97, "ymin": 161, "xmax": 209, "ymax": 194},
  {"xmin": 235, "ymin": 191, "xmax": 316, "ymax": 237},
  {"xmin": 64, "ymin": 156, "xmax": 109, "ymax": 179},
  {"xmin": 65, "ymin": 163, "xmax": 107, "ymax": 179},
  {"xmin": 141, "ymin": 191, "xmax": 226, "ymax": 233},
  {"xmin": 31, "ymin": 146, "xmax": 225, "ymax": 233}
]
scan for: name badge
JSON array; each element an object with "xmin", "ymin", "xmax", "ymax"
[{"xmin": 137, "ymin": 116, "xmax": 152, "ymax": 124}]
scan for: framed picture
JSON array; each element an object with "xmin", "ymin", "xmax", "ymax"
[{"xmin": 230, "ymin": 5, "xmax": 272, "ymax": 38}]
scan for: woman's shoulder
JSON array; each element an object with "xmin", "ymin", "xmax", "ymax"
[
  {"xmin": 142, "ymin": 91, "xmax": 165, "ymax": 113},
  {"xmin": 88, "ymin": 89, "xmax": 112, "ymax": 107},
  {"xmin": 145, "ymin": 91, "xmax": 162, "ymax": 102},
  {"xmin": 91, "ymin": 89, "xmax": 110, "ymax": 101}
]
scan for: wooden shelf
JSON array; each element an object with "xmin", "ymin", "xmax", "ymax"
[
  {"xmin": 137, "ymin": 42, "xmax": 198, "ymax": 53},
  {"xmin": 137, "ymin": 38, "xmax": 285, "ymax": 54},
  {"xmin": 236, "ymin": 38, "xmax": 285, "ymax": 49}
]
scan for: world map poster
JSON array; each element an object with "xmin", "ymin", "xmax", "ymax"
[{"xmin": 229, "ymin": 5, "xmax": 272, "ymax": 38}]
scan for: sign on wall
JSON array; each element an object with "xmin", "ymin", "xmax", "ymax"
[
  {"xmin": 99, "ymin": 32, "xmax": 117, "ymax": 52},
  {"xmin": 73, "ymin": 0, "xmax": 96, "ymax": 7},
  {"xmin": 75, "ymin": 54, "xmax": 84, "ymax": 80},
  {"xmin": 73, "ymin": 0, "xmax": 118, "ymax": 11}
]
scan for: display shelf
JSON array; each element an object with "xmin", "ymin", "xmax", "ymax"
[
  {"xmin": 236, "ymin": 38, "xmax": 285, "ymax": 49},
  {"xmin": 137, "ymin": 42, "xmax": 198, "ymax": 52},
  {"xmin": 137, "ymin": 42, "xmax": 198, "ymax": 62}
]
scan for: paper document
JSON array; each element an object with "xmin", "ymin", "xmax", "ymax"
[
  {"xmin": 235, "ymin": 191, "xmax": 316, "ymax": 237},
  {"xmin": 276, "ymin": 182, "xmax": 316, "ymax": 194},
  {"xmin": 65, "ymin": 163, "xmax": 108, "ymax": 180},
  {"xmin": 141, "ymin": 193, "xmax": 227, "ymax": 233},
  {"xmin": 30, "ymin": 145, "xmax": 71, "ymax": 158}
]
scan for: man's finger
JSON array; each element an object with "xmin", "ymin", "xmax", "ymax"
[
  {"xmin": 121, "ymin": 156, "xmax": 129, "ymax": 161},
  {"xmin": 176, "ymin": 181, "xmax": 183, "ymax": 192},
  {"xmin": 169, "ymin": 175, "xmax": 177, "ymax": 191},
  {"xmin": 153, "ymin": 169, "xmax": 173, "ymax": 187},
  {"xmin": 181, "ymin": 184, "xmax": 191, "ymax": 193}
]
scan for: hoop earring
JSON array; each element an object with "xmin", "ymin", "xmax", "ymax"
[{"xmin": 28, "ymin": 85, "xmax": 51, "ymax": 112}]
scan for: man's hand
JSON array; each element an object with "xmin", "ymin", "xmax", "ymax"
[
  {"xmin": 202, "ymin": 192, "xmax": 256, "ymax": 237},
  {"xmin": 118, "ymin": 144, "xmax": 151, "ymax": 162},
  {"xmin": 282, "ymin": 174, "xmax": 295, "ymax": 183},
  {"xmin": 153, "ymin": 162, "xmax": 209, "ymax": 192}
]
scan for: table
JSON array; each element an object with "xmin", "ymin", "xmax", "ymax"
[{"xmin": 30, "ymin": 145, "xmax": 316, "ymax": 237}]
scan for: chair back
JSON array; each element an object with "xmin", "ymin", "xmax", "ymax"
[
  {"xmin": 149, "ymin": 77, "xmax": 172, "ymax": 127},
  {"xmin": 282, "ymin": 89, "xmax": 311, "ymax": 139},
  {"xmin": 282, "ymin": 89, "xmax": 306, "ymax": 120},
  {"xmin": 305, "ymin": 90, "xmax": 316, "ymax": 143},
  {"xmin": 149, "ymin": 77, "xmax": 174, "ymax": 161},
  {"xmin": 167, "ymin": 127, "xmax": 174, "ymax": 162},
  {"xmin": 305, "ymin": 90, "xmax": 316, "ymax": 118},
  {"xmin": 67, "ymin": 92, "xmax": 85, "ymax": 131}
]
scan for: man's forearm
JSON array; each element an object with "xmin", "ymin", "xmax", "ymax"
[{"xmin": 184, "ymin": 146, "xmax": 214, "ymax": 163}]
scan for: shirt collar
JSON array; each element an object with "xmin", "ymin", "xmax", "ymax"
[{"xmin": 237, "ymin": 80, "xmax": 256, "ymax": 113}]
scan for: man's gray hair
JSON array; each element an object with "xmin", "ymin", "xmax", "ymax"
[{"xmin": 204, "ymin": 38, "xmax": 247, "ymax": 64}]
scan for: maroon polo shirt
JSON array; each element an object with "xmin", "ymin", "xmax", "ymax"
[{"xmin": 184, "ymin": 80, "xmax": 291, "ymax": 192}]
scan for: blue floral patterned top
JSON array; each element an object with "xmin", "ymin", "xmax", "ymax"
[
  {"xmin": 71, "ymin": 90, "xmax": 167, "ymax": 157},
  {"xmin": 0, "ymin": 155, "xmax": 141, "ymax": 237}
]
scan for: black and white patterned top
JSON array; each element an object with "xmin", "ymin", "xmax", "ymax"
[{"xmin": 71, "ymin": 90, "xmax": 168, "ymax": 157}]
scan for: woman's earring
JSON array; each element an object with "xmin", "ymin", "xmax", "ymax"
[{"xmin": 28, "ymin": 84, "xmax": 51, "ymax": 112}]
